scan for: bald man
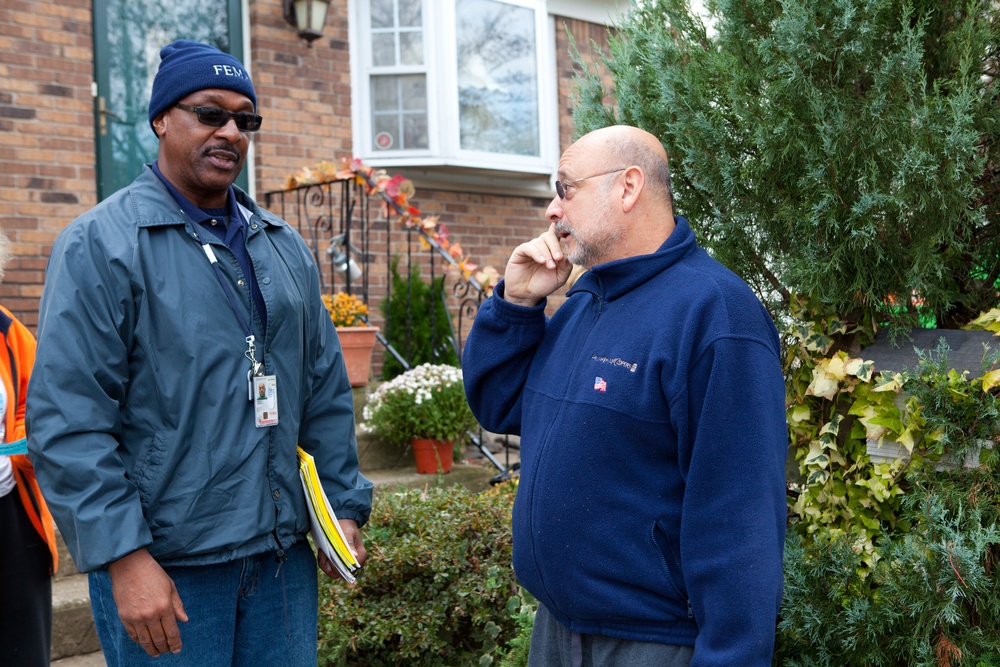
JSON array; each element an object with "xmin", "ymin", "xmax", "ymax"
[{"xmin": 463, "ymin": 126, "xmax": 788, "ymax": 667}]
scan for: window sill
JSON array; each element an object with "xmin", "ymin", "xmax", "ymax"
[{"xmin": 363, "ymin": 159, "xmax": 556, "ymax": 199}]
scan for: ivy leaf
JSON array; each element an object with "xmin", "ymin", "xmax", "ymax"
[
  {"xmin": 872, "ymin": 371, "xmax": 904, "ymax": 393},
  {"xmin": 967, "ymin": 307, "xmax": 1000, "ymax": 332},
  {"xmin": 982, "ymin": 368, "xmax": 1000, "ymax": 391},
  {"xmin": 806, "ymin": 366, "xmax": 840, "ymax": 400},
  {"xmin": 867, "ymin": 413, "xmax": 903, "ymax": 435},
  {"xmin": 789, "ymin": 404, "xmax": 812, "ymax": 423},
  {"xmin": 844, "ymin": 358, "xmax": 874, "ymax": 382},
  {"xmin": 827, "ymin": 319, "xmax": 848, "ymax": 336},
  {"xmin": 819, "ymin": 413, "xmax": 843, "ymax": 438},
  {"xmin": 806, "ymin": 469, "xmax": 830, "ymax": 485},
  {"xmin": 822, "ymin": 354, "xmax": 848, "ymax": 381},
  {"xmin": 804, "ymin": 331, "xmax": 834, "ymax": 355},
  {"xmin": 896, "ymin": 427, "xmax": 919, "ymax": 453},
  {"xmin": 805, "ymin": 441, "xmax": 830, "ymax": 468}
]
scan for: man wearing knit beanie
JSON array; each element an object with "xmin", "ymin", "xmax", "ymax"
[
  {"xmin": 28, "ymin": 39, "xmax": 372, "ymax": 666},
  {"xmin": 147, "ymin": 40, "xmax": 257, "ymax": 132}
]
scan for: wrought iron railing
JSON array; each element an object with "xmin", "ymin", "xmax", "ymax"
[
  {"xmin": 264, "ymin": 175, "xmax": 515, "ymax": 477},
  {"xmin": 264, "ymin": 175, "xmax": 487, "ymax": 368}
]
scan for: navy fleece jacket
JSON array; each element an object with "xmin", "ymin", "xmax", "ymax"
[{"xmin": 463, "ymin": 218, "xmax": 788, "ymax": 667}]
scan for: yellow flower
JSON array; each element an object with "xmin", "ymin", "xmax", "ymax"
[{"xmin": 323, "ymin": 292, "xmax": 369, "ymax": 327}]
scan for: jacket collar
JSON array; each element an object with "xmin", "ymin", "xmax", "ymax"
[
  {"xmin": 568, "ymin": 216, "xmax": 697, "ymax": 302},
  {"xmin": 131, "ymin": 165, "xmax": 286, "ymax": 233}
]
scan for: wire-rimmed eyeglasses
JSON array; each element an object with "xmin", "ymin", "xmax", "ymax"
[
  {"xmin": 175, "ymin": 103, "xmax": 263, "ymax": 132},
  {"xmin": 554, "ymin": 167, "xmax": 627, "ymax": 199}
]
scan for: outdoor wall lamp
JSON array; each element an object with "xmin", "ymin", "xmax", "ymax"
[{"xmin": 283, "ymin": 0, "xmax": 332, "ymax": 46}]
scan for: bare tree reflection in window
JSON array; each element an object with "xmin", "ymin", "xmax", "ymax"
[{"xmin": 456, "ymin": 0, "xmax": 539, "ymax": 156}]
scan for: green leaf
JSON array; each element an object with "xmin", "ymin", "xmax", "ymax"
[
  {"xmin": 789, "ymin": 404, "xmax": 812, "ymax": 423},
  {"xmin": 872, "ymin": 372, "xmax": 904, "ymax": 393}
]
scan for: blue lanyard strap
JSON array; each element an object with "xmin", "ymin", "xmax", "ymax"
[
  {"xmin": 0, "ymin": 438, "xmax": 27, "ymax": 456},
  {"xmin": 196, "ymin": 239, "xmax": 253, "ymax": 338}
]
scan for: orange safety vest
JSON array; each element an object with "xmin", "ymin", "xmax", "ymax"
[{"xmin": 2, "ymin": 305, "xmax": 58, "ymax": 574}]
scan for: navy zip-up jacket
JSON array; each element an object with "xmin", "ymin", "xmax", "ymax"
[{"xmin": 463, "ymin": 218, "xmax": 788, "ymax": 667}]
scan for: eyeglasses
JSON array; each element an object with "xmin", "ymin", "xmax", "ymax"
[
  {"xmin": 554, "ymin": 167, "xmax": 627, "ymax": 199},
  {"xmin": 174, "ymin": 103, "xmax": 263, "ymax": 132}
]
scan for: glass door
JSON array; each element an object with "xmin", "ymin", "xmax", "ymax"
[{"xmin": 92, "ymin": 0, "xmax": 245, "ymax": 200}]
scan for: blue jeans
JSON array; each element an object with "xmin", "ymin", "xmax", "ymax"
[{"xmin": 90, "ymin": 540, "xmax": 318, "ymax": 666}]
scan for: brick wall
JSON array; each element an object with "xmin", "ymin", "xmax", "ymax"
[
  {"xmin": 0, "ymin": 0, "xmax": 96, "ymax": 328},
  {"xmin": 555, "ymin": 17, "xmax": 615, "ymax": 156},
  {"xmin": 250, "ymin": 0, "xmax": 354, "ymax": 193}
]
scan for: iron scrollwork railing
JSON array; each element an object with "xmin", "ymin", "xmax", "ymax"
[
  {"xmin": 264, "ymin": 175, "xmax": 512, "ymax": 475},
  {"xmin": 265, "ymin": 173, "xmax": 489, "ymax": 371}
]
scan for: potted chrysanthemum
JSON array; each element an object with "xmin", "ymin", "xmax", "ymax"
[
  {"xmin": 360, "ymin": 363, "xmax": 478, "ymax": 473},
  {"xmin": 323, "ymin": 292, "xmax": 379, "ymax": 387}
]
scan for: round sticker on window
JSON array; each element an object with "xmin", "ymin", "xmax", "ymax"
[{"xmin": 375, "ymin": 131, "xmax": 394, "ymax": 150}]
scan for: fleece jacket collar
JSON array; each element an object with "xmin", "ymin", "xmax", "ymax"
[{"xmin": 568, "ymin": 216, "xmax": 696, "ymax": 303}]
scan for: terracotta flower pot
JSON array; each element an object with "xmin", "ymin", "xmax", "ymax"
[
  {"xmin": 410, "ymin": 438, "xmax": 454, "ymax": 474},
  {"xmin": 336, "ymin": 326, "xmax": 380, "ymax": 387}
]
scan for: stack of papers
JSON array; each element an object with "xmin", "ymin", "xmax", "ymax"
[{"xmin": 296, "ymin": 446, "xmax": 362, "ymax": 584}]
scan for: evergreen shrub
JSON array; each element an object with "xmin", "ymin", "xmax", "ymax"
[
  {"xmin": 317, "ymin": 484, "xmax": 527, "ymax": 666},
  {"xmin": 380, "ymin": 257, "xmax": 458, "ymax": 381},
  {"xmin": 777, "ymin": 342, "xmax": 1000, "ymax": 665}
]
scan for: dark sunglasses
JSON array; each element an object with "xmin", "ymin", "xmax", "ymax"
[{"xmin": 175, "ymin": 103, "xmax": 263, "ymax": 132}]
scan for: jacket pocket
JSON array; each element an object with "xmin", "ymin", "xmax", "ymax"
[
  {"xmin": 652, "ymin": 518, "xmax": 690, "ymax": 611},
  {"xmin": 131, "ymin": 431, "xmax": 166, "ymax": 503}
]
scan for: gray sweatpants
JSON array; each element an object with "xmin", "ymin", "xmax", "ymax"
[{"xmin": 527, "ymin": 603, "xmax": 695, "ymax": 667}]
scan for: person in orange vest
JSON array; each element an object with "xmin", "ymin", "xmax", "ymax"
[{"xmin": 0, "ymin": 229, "xmax": 59, "ymax": 666}]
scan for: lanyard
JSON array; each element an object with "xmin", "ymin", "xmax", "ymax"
[
  {"xmin": 0, "ymin": 438, "xmax": 27, "ymax": 456},
  {"xmin": 191, "ymin": 223, "xmax": 263, "ymax": 378}
]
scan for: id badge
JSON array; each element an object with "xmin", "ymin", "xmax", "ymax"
[{"xmin": 253, "ymin": 375, "xmax": 279, "ymax": 428}]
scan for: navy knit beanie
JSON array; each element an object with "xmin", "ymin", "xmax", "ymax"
[{"xmin": 147, "ymin": 40, "xmax": 257, "ymax": 129}]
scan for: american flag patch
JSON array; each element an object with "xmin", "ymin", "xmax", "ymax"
[{"xmin": 594, "ymin": 377, "xmax": 607, "ymax": 392}]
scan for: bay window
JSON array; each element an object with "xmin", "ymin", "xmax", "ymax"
[{"xmin": 352, "ymin": 0, "xmax": 556, "ymax": 176}]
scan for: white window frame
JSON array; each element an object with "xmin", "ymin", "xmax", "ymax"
[{"xmin": 349, "ymin": 0, "xmax": 558, "ymax": 178}]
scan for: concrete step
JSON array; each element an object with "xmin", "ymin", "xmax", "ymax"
[
  {"xmin": 50, "ymin": 574, "xmax": 101, "ymax": 662},
  {"xmin": 51, "ymin": 650, "xmax": 104, "ymax": 667}
]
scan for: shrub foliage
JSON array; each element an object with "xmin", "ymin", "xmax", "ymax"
[
  {"xmin": 317, "ymin": 485, "xmax": 525, "ymax": 667},
  {"xmin": 380, "ymin": 257, "xmax": 459, "ymax": 380},
  {"xmin": 777, "ymin": 334, "xmax": 1000, "ymax": 665},
  {"xmin": 572, "ymin": 0, "xmax": 1000, "ymax": 332}
]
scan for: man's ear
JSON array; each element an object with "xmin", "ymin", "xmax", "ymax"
[
  {"xmin": 620, "ymin": 166, "xmax": 643, "ymax": 213},
  {"xmin": 151, "ymin": 113, "xmax": 167, "ymax": 139}
]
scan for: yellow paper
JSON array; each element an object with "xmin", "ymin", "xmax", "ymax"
[{"xmin": 296, "ymin": 446, "xmax": 361, "ymax": 581}]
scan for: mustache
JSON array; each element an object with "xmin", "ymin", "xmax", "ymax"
[
  {"xmin": 555, "ymin": 221, "xmax": 571, "ymax": 237},
  {"xmin": 203, "ymin": 144, "xmax": 241, "ymax": 161}
]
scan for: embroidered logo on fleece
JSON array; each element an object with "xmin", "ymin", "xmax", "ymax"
[
  {"xmin": 591, "ymin": 354, "xmax": 638, "ymax": 373},
  {"xmin": 594, "ymin": 377, "xmax": 607, "ymax": 392}
]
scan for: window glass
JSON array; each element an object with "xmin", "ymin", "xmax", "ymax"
[
  {"xmin": 371, "ymin": 0, "xmax": 394, "ymax": 28},
  {"xmin": 370, "ymin": 0, "xmax": 424, "ymax": 67},
  {"xmin": 455, "ymin": 0, "xmax": 540, "ymax": 156},
  {"xmin": 372, "ymin": 33, "xmax": 396, "ymax": 67},
  {"xmin": 399, "ymin": 31, "xmax": 423, "ymax": 66},
  {"xmin": 399, "ymin": 0, "xmax": 422, "ymax": 27},
  {"xmin": 370, "ymin": 0, "xmax": 428, "ymax": 151},
  {"xmin": 371, "ymin": 75, "xmax": 429, "ymax": 150},
  {"xmin": 97, "ymin": 0, "xmax": 236, "ymax": 198}
]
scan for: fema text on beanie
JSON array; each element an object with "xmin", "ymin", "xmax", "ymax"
[{"xmin": 147, "ymin": 39, "xmax": 257, "ymax": 131}]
